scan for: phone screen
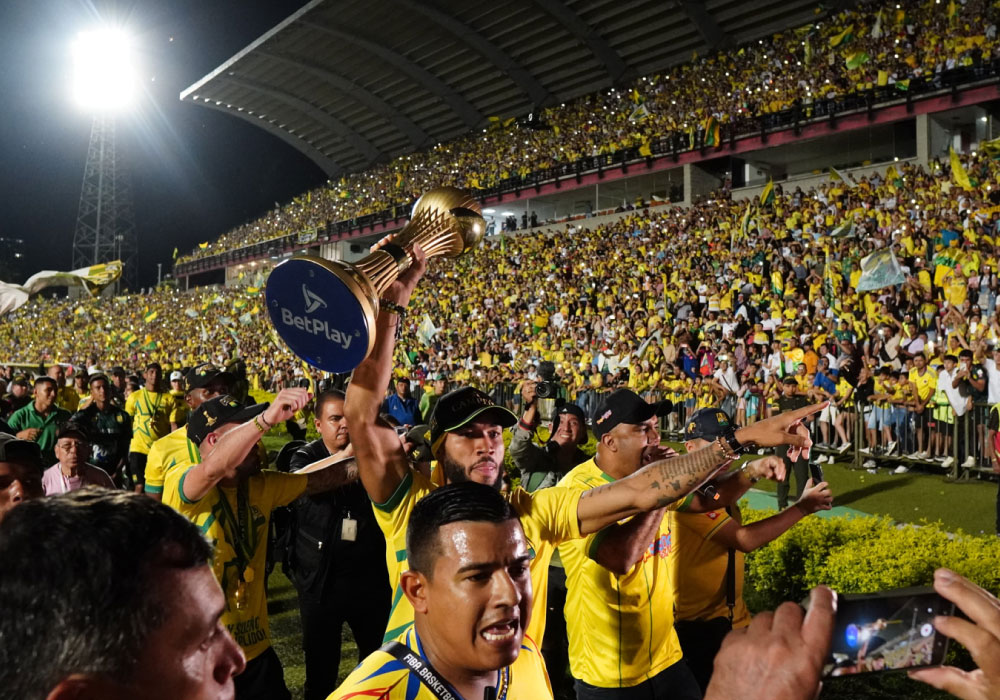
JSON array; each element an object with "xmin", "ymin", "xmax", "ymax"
[{"xmin": 823, "ymin": 587, "xmax": 953, "ymax": 678}]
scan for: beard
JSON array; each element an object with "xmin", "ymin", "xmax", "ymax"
[{"xmin": 439, "ymin": 453, "xmax": 503, "ymax": 491}]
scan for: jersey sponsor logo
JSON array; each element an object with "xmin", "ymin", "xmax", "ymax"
[
  {"xmin": 641, "ymin": 532, "xmax": 672, "ymax": 563},
  {"xmin": 705, "ymin": 511, "xmax": 719, "ymax": 520}
]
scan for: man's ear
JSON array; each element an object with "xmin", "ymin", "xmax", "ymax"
[
  {"xmin": 46, "ymin": 675, "xmax": 120, "ymax": 700},
  {"xmin": 400, "ymin": 570, "xmax": 430, "ymax": 614},
  {"xmin": 601, "ymin": 432, "xmax": 616, "ymax": 453}
]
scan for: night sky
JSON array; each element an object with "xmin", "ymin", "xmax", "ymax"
[{"xmin": 0, "ymin": 0, "xmax": 324, "ymax": 288}]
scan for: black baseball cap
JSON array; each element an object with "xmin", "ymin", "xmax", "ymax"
[
  {"xmin": 428, "ymin": 387, "xmax": 517, "ymax": 457},
  {"xmin": 87, "ymin": 373, "xmax": 109, "ymax": 385},
  {"xmin": 11, "ymin": 375, "xmax": 29, "ymax": 387},
  {"xmin": 592, "ymin": 389, "xmax": 671, "ymax": 440},
  {"xmin": 185, "ymin": 362, "xmax": 234, "ymax": 393},
  {"xmin": 0, "ymin": 433, "xmax": 43, "ymax": 471},
  {"xmin": 404, "ymin": 424, "xmax": 433, "ymax": 463},
  {"xmin": 187, "ymin": 395, "xmax": 267, "ymax": 446},
  {"xmin": 56, "ymin": 423, "xmax": 90, "ymax": 442},
  {"xmin": 683, "ymin": 408, "xmax": 734, "ymax": 441}
]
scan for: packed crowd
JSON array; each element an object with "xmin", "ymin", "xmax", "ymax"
[{"xmin": 177, "ymin": 0, "xmax": 1000, "ymax": 265}]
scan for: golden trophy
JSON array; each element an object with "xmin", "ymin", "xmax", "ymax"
[{"xmin": 266, "ymin": 186, "xmax": 485, "ymax": 372}]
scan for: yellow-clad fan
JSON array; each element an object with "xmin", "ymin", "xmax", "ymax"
[
  {"xmin": 670, "ymin": 409, "xmax": 832, "ymax": 692},
  {"xmin": 124, "ymin": 363, "xmax": 179, "ymax": 492}
]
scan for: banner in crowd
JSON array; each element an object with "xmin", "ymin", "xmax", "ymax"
[
  {"xmin": 855, "ymin": 248, "xmax": 905, "ymax": 291},
  {"xmin": 0, "ymin": 260, "xmax": 122, "ymax": 315}
]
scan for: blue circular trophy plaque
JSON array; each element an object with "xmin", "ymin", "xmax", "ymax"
[
  {"xmin": 265, "ymin": 187, "xmax": 486, "ymax": 374},
  {"xmin": 265, "ymin": 256, "xmax": 376, "ymax": 373}
]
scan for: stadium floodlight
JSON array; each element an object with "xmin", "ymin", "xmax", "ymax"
[{"xmin": 71, "ymin": 27, "xmax": 138, "ymax": 112}]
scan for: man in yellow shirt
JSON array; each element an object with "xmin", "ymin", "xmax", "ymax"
[
  {"xmin": 330, "ymin": 482, "xmax": 553, "ymax": 700},
  {"xmin": 558, "ymin": 398, "xmax": 790, "ymax": 699},
  {"xmin": 671, "ymin": 409, "xmax": 832, "ymax": 692},
  {"xmin": 47, "ymin": 364, "xmax": 79, "ymax": 412},
  {"xmin": 144, "ymin": 362, "xmax": 233, "ymax": 500},
  {"xmin": 345, "ymin": 247, "xmax": 823, "ymax": 665},
  {"xmin": 124, "ymin": 363, "xmax": 177, "ymax": 493},
  {"xmin": 163, "ymin": 388, "xmax": 356, "ymax": 700},
  {"xmin": 907, "ymin": 354, "xmax": 938, "ymax": 460}
]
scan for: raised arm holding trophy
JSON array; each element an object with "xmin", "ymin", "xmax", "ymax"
[{"xmin": 265, "ymin": 186, "xmax": 485, "ymax": 372}]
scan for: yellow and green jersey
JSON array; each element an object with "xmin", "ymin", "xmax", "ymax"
[
  {"xmin": 124, "ymin": 389, "xmax": 176, "ymax": 454},
  {"xmin": 144, "ymin": 426, "xmax": 199, "ymax": 496},
  {"xmin": 163, "ymin": 467, "xmax": 306, "ymax": 661},
  {"xmin": 669, "ymin": 509, "xmax": 751, "ymax": 628},
  {"xmin": 556, "ymin": 459, "xmax": 683, "ymax": 688},
  {"xmin": 372, "ymin": 468, "xmax": 582, "ymax": 645},
  {"xmin": 328, "ymin": 624, "xmax": 552, "ymax": 700},
  {"xmin": 909, "ymin": 368, "xmax": 938, "ymax": 402}
]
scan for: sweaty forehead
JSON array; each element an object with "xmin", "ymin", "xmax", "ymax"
[{"xmin": 434, "ymin": 519, "xmax": 527, "ymax": 571}]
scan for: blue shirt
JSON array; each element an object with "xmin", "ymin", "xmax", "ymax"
[{"xmin": 383, "ymin": 394, "xmax": 421, "ymax": 426}]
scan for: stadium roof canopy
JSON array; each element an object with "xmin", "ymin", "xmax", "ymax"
[{"xmin": 182, "ymin": 0, "xmax": 830, "ymax": 178}]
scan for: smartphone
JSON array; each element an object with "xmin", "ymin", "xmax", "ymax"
[
  {"xmin": 822, "ymin": 587, "xmax": 954, "ymax": 678},
  {"xmin": 809, "ymin": 462, "xmax": 824, "ymax": 483}
]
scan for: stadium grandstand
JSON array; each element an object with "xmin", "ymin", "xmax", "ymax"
[{"xmin": 3, "ymin": 0, "xmax": 1000, "ymax": 699}]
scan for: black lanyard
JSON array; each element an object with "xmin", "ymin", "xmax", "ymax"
[
  {"xmin": 380, "ymin": 641, "xmax": 508, "ymax": 700},
  {"xmin": 216, "ymin": 482, "xmax": 257, "ymax": 579}
]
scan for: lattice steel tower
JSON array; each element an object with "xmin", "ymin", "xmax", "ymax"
[{"xmin": 72, "ymin": 114, "xmax": 137, "ymax": 290}]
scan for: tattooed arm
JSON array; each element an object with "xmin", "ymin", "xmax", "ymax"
[{"xmin": 575, "ymin": 402, "xmax": 824, "ymax": 535}]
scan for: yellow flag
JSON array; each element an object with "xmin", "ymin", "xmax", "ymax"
[
  {"xmin": 877, "ymin": 70, "xmax": 889, "ymax": 86},
  {"xmin": 198, "ymin": 242, "xmax": 209, "ymax": 249},
  {"xmin": 949, "ymin": 146, "xmax": 972, "ymax": 190},
  {"xmin": 639, "ymin": 142, "xmax": 652, "ymax": 157},
  {"xmin": 395, "ymin": 171, "xmax": 403, "ymax": 188}
]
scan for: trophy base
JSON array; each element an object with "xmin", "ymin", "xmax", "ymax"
[{"xmin": 265, "ymin": 256, "xmax": 377, "ymax": 373}]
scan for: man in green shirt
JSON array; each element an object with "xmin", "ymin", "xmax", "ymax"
[{"xmin": 8, "ymin": 377, "xmax": 71, "ymax": 465}]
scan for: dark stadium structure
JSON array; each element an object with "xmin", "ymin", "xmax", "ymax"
[{"xmin": 181, "ymin": 0, "xmax": 829, "ymax": 177}]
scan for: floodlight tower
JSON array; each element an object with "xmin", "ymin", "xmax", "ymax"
[{"xmin": 70, "ymin": 28, "xmax": 138, "ymax": 291}]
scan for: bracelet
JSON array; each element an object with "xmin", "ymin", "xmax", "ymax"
[
  {"xmin": 715, "ymin": 436, "xmax": 739, "ymax": 462},
  {"xmin": 379, "ymin": 299, "xmax": 407, "ymax": 317},
  {"xmin": 253, "ymin": 414, "xmax": 268, "ymax": 434}
]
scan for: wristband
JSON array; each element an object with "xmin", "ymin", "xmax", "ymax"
[
  {"xmin": 721, "ymin": 426, "xmax": 753, "ymax": 456},
  {"xmin": 253, "ymin": 415, "xmax": 268, "ymax": 434},
  {"xmin": 740, "ymin": 463, "xmax": 760, "ymax": 483},
  {"xmin": 715, "ymin": 436, "xmax": 739, "ymax": 462},
  {"xmin": 379, "ymin": 299, "xmax": 407, "ymax": 316}
]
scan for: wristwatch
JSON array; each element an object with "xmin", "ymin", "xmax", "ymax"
[{"xmin": 720, "ymin": 426, "xmax": 754, "ymax": 457}]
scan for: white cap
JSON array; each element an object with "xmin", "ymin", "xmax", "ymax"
[{"xmin": 170, "ymin": 370, "xmax": 183, "ymax": 381}]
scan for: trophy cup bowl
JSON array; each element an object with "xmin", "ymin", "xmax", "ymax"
[{"xmin": 265, "ymin": 186, "xmax": 485, "ymax": 373}]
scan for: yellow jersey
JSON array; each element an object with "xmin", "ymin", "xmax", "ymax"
[
  {"xmin": 328, "ymin": 624, "xmax": 552, "ymax": 700},
  {"xmin": 169, "ymin": 390, "xmax": 189, "ymax": 426},
  {"xmin": 124, "ymin": 389, "xmax": 176, "ymax": 454},
  {"xmin": 164, "ymin": 467, "xmax": 306, "ymax": 661},
  {"xmin": 670, "ymin": 509, "xmax": 751, "ymax": 628},
  {"xmin": 144, "ymin": 426, "xmax": 199, "ymax": 496},
  {"xmin": 557, "ymin": 459, "xmax": 683, "ymax": 688},
  {"xmin": 56, "ymin": 385, "xmax": 80, "ymax": 412},
  {"xmin": 373, "ymin": 469, "xmax": 582, "ymax": 645},
  {"xmin": 909, "ymin": 368, "xmax": 938, "ymax": 402}
]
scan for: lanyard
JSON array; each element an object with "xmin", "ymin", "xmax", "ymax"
[
  {"xmin": 380, "ymin": 639, "xmax": 508, "ymax": 700},
  {"xmin": 215, "ymin": 482, "xmax": 257, "ymax": 581},
  {"xmin": 141, "ymin": 389, "xmax": 164, "ymax": 417}
]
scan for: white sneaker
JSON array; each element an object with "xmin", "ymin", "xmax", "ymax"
[
  {"xmin": 885, "ymin": 441, "xmax": 897, "ymax": 455},
  {"xmin": 893, "ymin": 465, "xmax": 910, "ymax": 474},
  {"xmin": 837, "ymin": 442, "xmax": 851, "ymax": 453},
  {"xmin": 941, "ymin": 456, "xmax": 955, "ymax": 468},
  {"xmin": 863, "ymin": 459, "xmax": 877, "ymax": 468},
  {"xmin": 961, "ymin": 456, "xmax": 977, "ymax": 468},
  {"xmin": 916, "ymin": 451, "xmax": 930, "ymax": 459},
  {"xmin": 905, "ymin": 451, "xmax": 921, "ymax": 459},
  {"xmin": 860, "ymin": 447, "xmax": 872, "ymax": 455},
  {"xmin": 866, "ymin": 468, "xmax": 878, "ymax": 474}
]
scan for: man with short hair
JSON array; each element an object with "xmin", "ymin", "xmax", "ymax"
[
  {"xmin": 163, "ymin": 389, "xmax": 361, "ymax": 700},
  {"xmin": 42, "ymin": 424, "xmax": 116, "ymax": 494},
  {"xmin": 287, "ymin": 389, "xmax": 390, "ymax": 700},
  {"xmin": 330, "ymin": 482, "xmax": 552, "ymax": 699},
  {"xmin": 168, "ymin": 370, "xmax": 190, "ymax": 427},
  {"xmin": 672, "ymin": 408, "xmax": 833, "ymax": 692},
  {"xmin": 144, "ymin": 362, "xmax": 233, "ymax": 500},
  {"xmin": 70, "ymin": 373, "xmax": 132, "ymax": 482},
  {"xmin": 0, "ymin": 432, "xmax": 44, "ymax": 524},
  {"xmin": 8, "ymin": 377, "xmax": 71, "ymax": 465},
  {"xmin": 2, "ymin": 374, "xmax": 32, "ymax": 419},
  {"xmin": 125, "ymin": 363, "xmax": 178, "ymax": 492},
  {"xmin": 109, "ymin": 366, "xmax": 128, "ymax": 406},
  {"xmin": 0, "ymin": 489, "xmax": 246, "ymax": 700},
  {"xmin": 383, "ymin": 377, "xmax": 421, "ymax": 426},
  {"xmin": 47, "ymin": 364, "xmax": 79, "ymax": 412},
  {"xmin": 346, "ymin": 247, "xmax": 823, "ymax": 656},
  {"xmin": 557, "ymin": 394, "xmax": 788, "ymax": 700}
]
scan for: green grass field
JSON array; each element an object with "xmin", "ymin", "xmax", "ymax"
[{"xmin": 260, "ymin": 432, "xmax": 997, "ymax": 699}]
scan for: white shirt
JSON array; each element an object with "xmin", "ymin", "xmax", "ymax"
[
  {"xmin": 984, "ymin": 358, "xmax": 1000, "ymax": 405},
  {"xmin": 937, "ymin": 369, "xmax": 968, "ymax": 417}
]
